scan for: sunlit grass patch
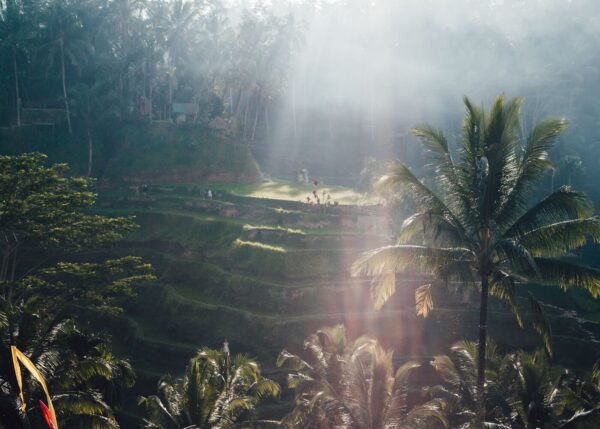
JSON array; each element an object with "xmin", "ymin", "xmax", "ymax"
[
  {"xmin": 233, "ymin": 238, "xmax": 287, "ymax": 253},
  {"xmin": 242, "ymin": 224, "xmax": 305, "ymax": 235},
  {"xmin": 211, "ymin": 179, "xmax": 374, "ymax": 205}
]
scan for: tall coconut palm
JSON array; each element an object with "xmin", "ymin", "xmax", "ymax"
[
  {"xmin": 352, "ymin": 94, "xmax": 600, "ymax": 427},
  {"xmin": 0, "ymin": 0, "xmax": 27, "ymax": 128},
  {"xmin": 139, "ymin": 346, "xmax": 280, "ymax": 429},
  {"xmin": 148, "ymin": 0, "xmax": 198, "ymax": 119},
  {"xmin": 70, "ymin": 79, "xmax": 120, "ymax": 177},
  {"xmin": 38, "ymin": 0, "xmax": 93, "ymax": 133},
  {"xmin": 278, "ymin": 325, "xmax": 447, "ymax": 429}
]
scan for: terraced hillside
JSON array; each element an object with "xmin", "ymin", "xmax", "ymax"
[{"xmin": 92, "ymin": 184, "xmax": 600, "ymax": 424}]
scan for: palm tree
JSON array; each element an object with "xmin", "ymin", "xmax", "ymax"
[
  {"xmin": 139, "ymin": 346, "xmax": 280, "ymax": 429},
  {"xmin": 430, "ymin": 341, "xmax": 600, "ymax": 429},
  {"xmin": 429, "ymin": 340, "xmax": 513, "ymax": 428},
  {"xmin": 0, "ymin": 307, "xmax": 133, "ymax": 428},
  {"xmin": 559, "ymin": 360, "xmax": 600, "ymax": 429},
  {"xmin": 278, "ymin": 325, "xmax": 447, "ymax": 429},
  {"xmin": 0, "ymin": 0, "xmax": 27, "ymax": 128},
  {"xmin": 352, "ymin": 94, "xmax": 600, "ymax": 427},
  {"xmin": 148, "ymin": 0, "xmax": 198, "ymax": 119},
  {"xmin": 500, "ymin": 349, "xmax": 600, "ymax": 429},
  {"xmin": 38, "ymin": 0, "xmax": 93, "ymax": 133},
  {"xmin": 276, "ymin": 325, "xmax": 349, "ymax": 428},
  {"xmin": 70, "ymin": 79, "xmax": 120, "ymax": 176}
]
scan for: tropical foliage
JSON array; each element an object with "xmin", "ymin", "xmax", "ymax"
[
  {"xmin": 0, "ymin": 153, "xmax": 152, "ymax": 427},
  {"xmin": 430, "ymin": 340, "xmax": 600, "ymax": 429},
  {"xmin": 0, "ymin": 0, "xmax": 302, "ymax": 147},
  {"xmin": 0, "ymin": 304, "xmax": 135, "ymax": 428},
  {"xmin": 352, "ymin": 95, "xmax": 600, "ymax": 425},
  {"xmin": 277, "ymin": 324, "xmax": 447, "ymax": 429},
  {"xmin": 139, "ymin": 346, "xmax": 280, "ymax": 429}
]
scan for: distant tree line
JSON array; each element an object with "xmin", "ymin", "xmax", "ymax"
[{"xmin": 0, "ymin": 0, "xmax": 303, "ymax": 143}]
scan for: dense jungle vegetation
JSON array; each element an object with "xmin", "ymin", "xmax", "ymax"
[{"xmin": 2, "ymin": 1, "xmax": 600, "ymax": 428}]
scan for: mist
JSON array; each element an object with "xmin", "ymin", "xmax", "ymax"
[{"xmin": 261, "ymin": 0, "xmax": 600, "ymax": 182}]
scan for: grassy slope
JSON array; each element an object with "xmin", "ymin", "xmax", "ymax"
[
  {"xmin": 4, "ymin": 124, "xmax": 599, "ymax": 423},
  {"xmin": 97, "ymin": 186, "xmax": 600, "ymax": 385}
]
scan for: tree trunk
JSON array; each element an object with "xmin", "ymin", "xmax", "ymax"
[
  {"xmin": 1, "ymin": 247, "xmax": 10, "ymax": 283},
  {"xmin": 251, "ymin": 98, "xmax": 260, "ymax": 142},
  {"xmin": 264, "ymin": 105, "xmax": 270, "ymax": 136},
  {"xmin": 87, "ymin": 128, "xmax": 93, "ymax": 177},
  {"xmin": 476, "ymin": 274, "xmax": 489, "ymax": 428},
  {"xmin": 143, "ymin": 61, "xmax": 147, "ymax": 97},
  {"xmin": 13, "ymin": 48, "xmax": 21, "ymax": 128},
  {"xmin": 149, "ymin": 83, "xmax": 153, "ymax": 123},
  {"xmin": 291, "ymin": 81, "xmax": 298, "ymax": 140},
  {"xmin": 168, "ymin": 77, "xmax": 172, "ymax": 120},
  {"xmin": 243, "ymin": 92, "xmax": 250, "ymax": 140},
  {"xmin": 59, "ymin": 39, "xmax": 73, "ymax": 134},
  {"xmin": 369, "ymin": 78, "xmax": 374, "ymax": 141}
]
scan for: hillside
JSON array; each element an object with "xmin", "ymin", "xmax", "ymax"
[
  {"xmin": 0, "ymin": 123, "xmax": 261, "ymax": 182},
  {"xmin": 90, "ymin": 184, "xmax": 600, "ymax": 426},
  {"xmin": 2, "ymin": 125, "xmax": 600, "ymax": 427}
]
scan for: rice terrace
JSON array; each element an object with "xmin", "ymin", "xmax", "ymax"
[{"xmin": 2, "ymin": 1, "xmax": 600, "ymax": 428}]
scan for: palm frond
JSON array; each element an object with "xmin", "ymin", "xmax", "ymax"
[
  {"xmin": 375, "ymin": 161, "xmax": 465, "ymax": 230},
  {"xmin": 394, "ymin": 360, "xmax": 420, "ymax": 387},
  {"xmin": 503, "ymin": 186, "xmax": 593, "ymax": 238},
  {"xmin": 138, "ymin": 395, "xmax": 180, "ymax": 429},
  {"xmin": 519, "ymin": 217, "xmax": 600, "ymax": 257},
  {"xmin": 531, "ymin": 258, "xmax": 600, "ymax": 298},
  {"xmin": 489, "ymin": 270, "xmax": 523, "ymax": 328},
  {"xmin": 431, "ymin": 355, "xmax": 460, "ymax": 386},
  {"xmin": 352, "ymin": 245, "xmax": 472, "ymax": 278},
  {"xmin": 353, "ymin": 245, "xmax": 472, "ymax": 309},
  {"xmin": 397, "ymin": 210, "xmax": 465, "ymax": 246},
  {"xmin": 406, "ymin": 399, "xmax": 449, "ymax": 428},
  {"xmin": 480, "ymin": 95, "xmax": 521, "ymax": 221},
  {"xmin": 528, "ymin": 294, "xmax": 553, "ymax": 355},
  {"xmin": 496, "ymin": 118, "xmax": 566, "ymax": 226},
  {"xmin": 415, "ymin": 284, "xmax": 434, "ymax": 317},
  {"xmin": 230, "ymin": 420, "xmax": 284, "ymax": 428},
  {"xmin": 559, "ymin": 407, "xmax": 600, "ymax": 429},
  {"xmin": 276, "ymin": 350, "xmax": 310, "ymax": 373},
  {"xmin": 494, "ymin": 238, "xmax": 540, "ymax": 278},
  {"xmin": 412, "ymin": 125, "xmax": 463, "ymax": 203}
]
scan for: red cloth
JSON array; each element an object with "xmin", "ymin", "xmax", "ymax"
[{"xmin": 39, "ymin": 400, "xmax": 57, "ymax": 429}]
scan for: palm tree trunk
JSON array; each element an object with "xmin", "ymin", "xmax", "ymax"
[
  {"xmin": 87, "ymin": 128, "xmax": 93, "ymax": 177},
  {"xmin": 291, "ymin": 80, "xmax": 298, "ymax": 140},
  {"xmin": 149, "ymin": 83, "xmax": 153, "ymax": 123},
  {"xmin": 13, "ymin": 48, "xmax": 21, "ymax": 128},
  {"xmin": 264, "ymin": 105, "xmax": 270, "ymax": 135},
  {"xmin": 476, "ymin": 274, "xmax": 489, "ymax": 428},
  {"xmin": 251, "ymin": 99, "xmax": 260, "ymax": 142},
  {"xmin": 59, "ymin": 38, "xmax": 73, "ymax": 134},
  {"xmin": 369, "ymin": 78, "xmax": 374, "ymax": 141},
  {"xmin": 328, "ymin": 113, "xmax": 334, "ymax": 140},
  {"xmin": 243, "ymin": 92, "xmax": 250, "ymax": 140}
]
